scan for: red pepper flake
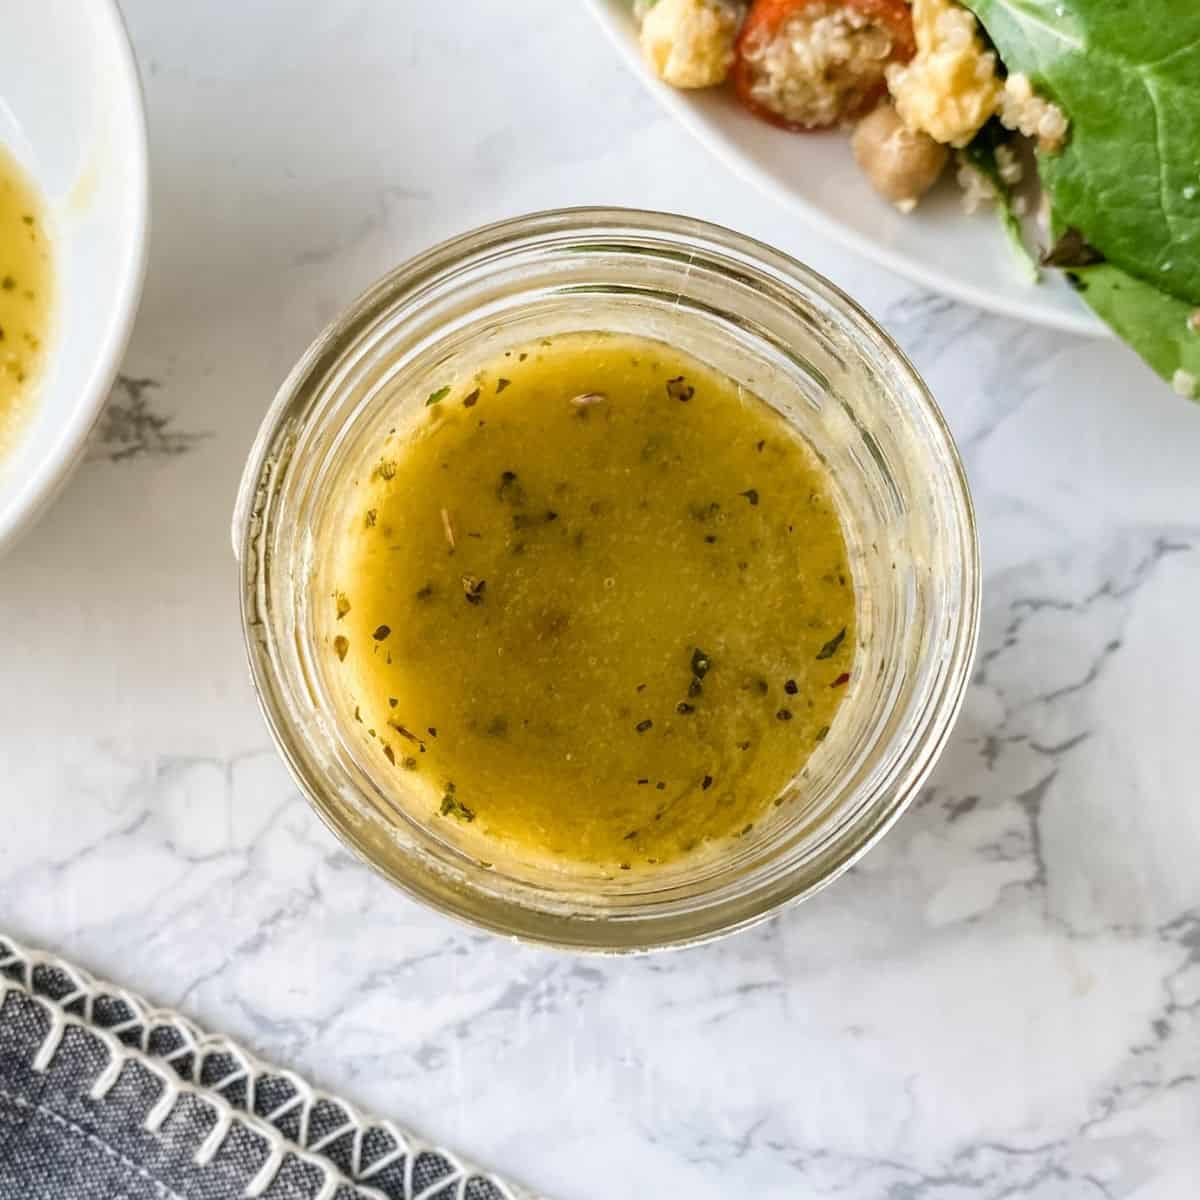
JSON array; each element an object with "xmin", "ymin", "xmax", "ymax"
[{"xmin": 831, "ymin": 672, "xmax": 850, "ymax": 688}]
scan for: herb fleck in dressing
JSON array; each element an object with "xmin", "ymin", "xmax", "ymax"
[
  {"xmin": 332, "ymin": 333, "xmax": 855, "ymax": 870},
  {"xmin": 0, "ymin": 147, "xmax": 52, "ymax": 460}
]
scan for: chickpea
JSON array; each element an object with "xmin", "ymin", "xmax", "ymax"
[{"xmin": 851, "ymin": 104, "xmax": 949, "ymax": 213}]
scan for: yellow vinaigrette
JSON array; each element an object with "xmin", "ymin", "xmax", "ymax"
[
  {"xmin": 331, "ymin": 333, "xmax": 855, "ymax": 871},
  {"xmin": 0, "ymin": 146, "xmax": 51, "ymax": 460}
]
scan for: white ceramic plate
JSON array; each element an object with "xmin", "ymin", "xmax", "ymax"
[
  {"xmin": 0, "ymin": 0, "xmax": 149, "ymax": 551},
  {"xmin": 587, "ymin": 0, "xmax": 1103, "ymax": 337}
]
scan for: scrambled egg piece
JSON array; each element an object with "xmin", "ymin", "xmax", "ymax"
[
  {"xmin": 639, "ymin": 0, "xmax": 739, "ymax": 89},
  {"xmin": 885, "ymin": 0, "xmax": 1002, "ymax": 147}
]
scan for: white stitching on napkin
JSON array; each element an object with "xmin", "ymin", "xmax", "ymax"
[{"xmin": 0, "ymin": 937, "xmax": 529, "ymax": 1200}]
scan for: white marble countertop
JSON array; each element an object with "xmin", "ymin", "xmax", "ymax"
[{"xmin": 3, "ymin": 3, "xmax": 1199, "ymax": 1197}]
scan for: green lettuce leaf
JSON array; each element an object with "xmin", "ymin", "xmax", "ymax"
[
  {"xmin": 1068, "ymin": 260, "xmax": 1200, "ymax": 396},
  {"xmin": 965, "ymin": 0, "xmax": 1200, "ymax": 305},
  {"xmin": 962, "ymin": 120, "xmax": 1039, "ymax": 284}
]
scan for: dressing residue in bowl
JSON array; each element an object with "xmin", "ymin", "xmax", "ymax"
[{"xmin": 0, "ymin": 145, "xmax": 52, "ymax": 462}]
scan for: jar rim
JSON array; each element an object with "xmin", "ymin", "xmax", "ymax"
[{"xmin": 234, "ymin": 207, "xmax": 980, "ymax": 952}]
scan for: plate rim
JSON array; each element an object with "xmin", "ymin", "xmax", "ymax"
[{"xmin": 585, "ymin": 0, "xmax": 1106, "ymax": 339}]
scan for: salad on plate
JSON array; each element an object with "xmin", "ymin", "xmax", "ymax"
[{"xmin": 629, "ymin": 0, "xmax": 1200, "ymax": 397}]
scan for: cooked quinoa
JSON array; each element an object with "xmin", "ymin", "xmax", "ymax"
[
  {"xmin": 999, "ymin": 73, "xmax": 1069, "ymax": 152},
  {"xmin": 994, "ymin": 141, "xmax": 1022, "ymax": 186},
  {"xmin": 955, "ymin": 156, "xmax": 998, "ymax": 214},
  {"xmin": 954, "ymin": 143, "xmax": 1029, "ymax": 215},
  {"xmin": 738, "ymin": 2, "xmax": 897, "ymax": 129}
]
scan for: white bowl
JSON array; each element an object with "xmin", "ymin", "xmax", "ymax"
[
  {"xmin": 0, "ymin": 0, "xmax": 149, "ymax": 550},
  {"xmin": 586, "ymin": 0, "xmax": 1103, "ymax": 337}
]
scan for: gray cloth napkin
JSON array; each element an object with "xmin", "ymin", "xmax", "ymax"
[{"xmin": 0, "ymin": 934, "xmax": 529, "ymax": 1200}]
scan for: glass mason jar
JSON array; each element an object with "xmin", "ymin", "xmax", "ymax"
[{"xmin": 233, "ymin": 208, "xmax": 979, "ymax": 952}]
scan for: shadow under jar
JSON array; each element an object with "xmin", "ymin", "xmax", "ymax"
[{"xmin": 233, "ymin": 208, "xmax": 979, "ymax": 952}]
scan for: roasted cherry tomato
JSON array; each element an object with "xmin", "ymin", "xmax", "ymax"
[{"xmin": 732, "ymin": 0, "xmax": 916, "ymax": 131}]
